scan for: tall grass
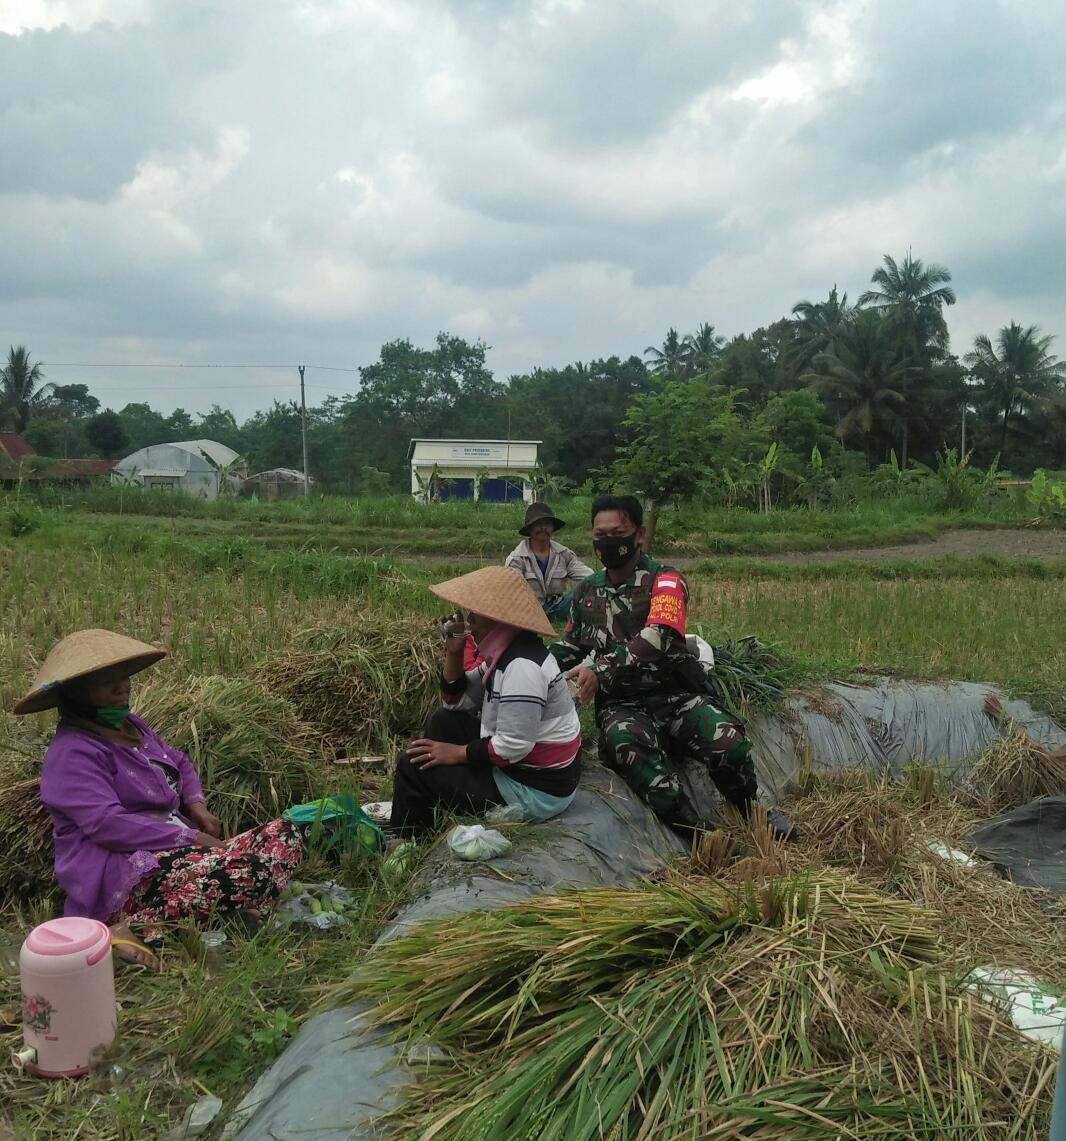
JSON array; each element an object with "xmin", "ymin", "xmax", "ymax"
[{"xmin": 687, "ymin": 569, "xmax": 1066, "ymax": 714}]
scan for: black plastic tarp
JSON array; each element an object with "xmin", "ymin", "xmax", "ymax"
[{"xmin": 971, "ymin": 797, "xmax": 1066, "ymax": 893}]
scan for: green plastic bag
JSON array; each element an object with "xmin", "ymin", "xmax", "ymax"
[{"xmin": 284, "ymin": 793, "xmax": 386, "ymax": 855}]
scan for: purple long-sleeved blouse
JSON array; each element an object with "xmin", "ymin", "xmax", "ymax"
[{"xmin": 39, "ymin": 714, "xmax": 205, "ymax": 921}]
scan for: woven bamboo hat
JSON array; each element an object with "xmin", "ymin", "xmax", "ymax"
[
  {"xmin": 13, "ymin": 629, "xmax": 167, "ymax": 715},
  {"xmin": 429, "ymin": 566, "xmax": 556, "ymax": 638}
]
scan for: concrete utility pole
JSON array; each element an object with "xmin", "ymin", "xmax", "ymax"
[{"xmin": 298, "ymin": 364, "xmax": 310, "ymax": 498}]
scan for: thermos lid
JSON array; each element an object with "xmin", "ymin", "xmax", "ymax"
[{"xmin": 25, "ymin": 917, "xmax": 110, "ymax": 957}]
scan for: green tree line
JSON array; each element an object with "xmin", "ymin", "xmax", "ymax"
[{"xmin": 3, "ymin": 252, "xmax": 1064, "ymax": 496}]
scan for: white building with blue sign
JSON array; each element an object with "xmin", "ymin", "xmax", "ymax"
[{"xmin": 408, "ymin": 438, "xmax": 541, "ymax": 503}]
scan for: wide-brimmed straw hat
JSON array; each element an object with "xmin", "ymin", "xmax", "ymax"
[
  {"xmin": 519, "ymin": 501, "xmax": 566, "ymax": 537},
  {"xmin": 429, "ymin": 566, "xmax": 556, "ymax": 638},
  {"xmin": 13, "ymin": 629, "xmax": 167, "ymax": 715}
]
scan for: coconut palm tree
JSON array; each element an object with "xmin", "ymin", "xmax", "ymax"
[
  {"xmin": 856, "ymin": 254, "xmax": 956, "ymax": 466},
  {"xmin": 644, "ymin": 328, "xmax": 685, "ymax": 376},
  {"xmin": 803, "ymin": 311, "xmax": 920, "ymax": 465},
  {"xmin": 1, "ymin": 345, "xmax": 52, "ymax": 433},
  {"xmin": 858, "ymin": 253, "xmax": 956, "ymax": 353},
  {"xmin": 964, "ymin": 322, "xmax": 1066, "ymax": 460},
  {"xmin": 682, "ymin": 322, "xmax": 725, "ymax": 377},
  {"xmin": 787, "ymin": 285, "xmax": 854, "ymax": 374}
]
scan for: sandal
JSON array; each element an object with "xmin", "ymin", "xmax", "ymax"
[{"xmin": 110, "ymin": 936, "xmax": 161, "ymax": 971}]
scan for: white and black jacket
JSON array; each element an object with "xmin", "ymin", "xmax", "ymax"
[{"xmin": 441, "ymin": 632, "xmax": 581, "ymax": 797}]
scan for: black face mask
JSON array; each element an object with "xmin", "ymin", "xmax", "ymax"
[{"xmin": 593, "ymin": 532, "xmax": 639, "ymax": 570}]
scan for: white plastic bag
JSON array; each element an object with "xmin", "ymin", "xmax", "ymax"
[
  {"xmin": 964, "ymin": 966, "xmax": 1066, "ymax": 1049},
  {"xmin": 447, "ymin": 824, "xmax": 513, "ymax": 861},
  {"xmin": 925, "ymin": 840, "xmax": 980, "ymax": 868},
  {"xmin": 686, "ymin": 634, "xmax": 715, "ymax": 669},
  {"xmin": 361, "ymin": 801, "xmax": 392, "ymax": 825}
]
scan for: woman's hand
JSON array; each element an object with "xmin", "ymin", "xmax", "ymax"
[
  {"xmin": 407, "ymin": 739, "xmax": 468, "ymax": 769},
  {"xmin": 187, "ymin": 802, "xmax": 222, "ymax": 838},
  {"xmin": 566, "ymin": 667, "xmax": 599, "ymax": 705},
  {"xmin": 194, "ymin": 830, "xmax": 226, "ymax": 849}
]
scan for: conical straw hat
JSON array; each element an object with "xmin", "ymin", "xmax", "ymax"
[
  {"xmin": 429, "ymin": 566, "xmax": 556, "ymax": 638},
  {"xmin": 13, "ymin": 629, "xmax": 167, "ymax": 715}
]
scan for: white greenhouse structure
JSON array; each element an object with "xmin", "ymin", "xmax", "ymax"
[
  {"xmin": 111, "ymin": 440, "xmax": 247, "ymax": 499},
  {"xmin": 408, "ymin": 439, "xmax": 540, "ymax": 503}
]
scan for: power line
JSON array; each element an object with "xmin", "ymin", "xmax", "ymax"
[
  {"xmin": 59, "ymin": 381, "xmax": 336, "ymax": 392},
  {"xmin": 45, "ymin": 362, "xmax": 362, "ymax": 373}
]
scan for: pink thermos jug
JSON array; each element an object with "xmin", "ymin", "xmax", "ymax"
[{"xmin": 18, "ymin": 918, "xmax": 116, "ymax": 1078}]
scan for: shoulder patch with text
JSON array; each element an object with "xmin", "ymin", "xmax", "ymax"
[{"xmin": 647, "ymin": 572, "xmax": 687, "ymax": 635}]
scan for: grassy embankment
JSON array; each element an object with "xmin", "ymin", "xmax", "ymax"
[
  {"xmin": 1, "ymin": 510, "xmax": 1064, "ymax": 1137},
  {"xmin": 12, "ymin": 484, "xmax": 1046, "ymax": 556}
]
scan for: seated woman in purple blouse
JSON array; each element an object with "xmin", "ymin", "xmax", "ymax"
[{"xmin": 14, "ymin": 629, "xmax": 303, "ymax": 970}]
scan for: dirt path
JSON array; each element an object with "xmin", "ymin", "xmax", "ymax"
[{"xmin": 709, "ymin": 527, "xmax": 1066, "ymax": 564}]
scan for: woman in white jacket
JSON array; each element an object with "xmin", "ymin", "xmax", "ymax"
[
  {"xmin": 391, "ymin": 567, "xmax": 581, "ymax": 833},
  {"xmin": 505, "ymin": 502, "xmax": 594, "ymax": 618}
]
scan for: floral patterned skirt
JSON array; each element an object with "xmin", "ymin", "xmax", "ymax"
[{"xmin": 118, "ymin": 818, "xmax": 303, "ymax": 941}]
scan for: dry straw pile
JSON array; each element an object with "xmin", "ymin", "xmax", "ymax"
[
  {"xmin": 0, "ymin": 748, "xmax": 54, "ymax": 906},
  {"xmin": 337, "ymin": 735, "xmax": 1066, "ymax": 1139},
  {"xmin": 345, "ymin": 862, "xmax": 1054, "ymax": 1139},
  {"xmin": 135, "ymin": 673, "xmax": 330, "ymax": 834},
  {"xmin": 256, "ymin": 613, "xmax": 441, "ymax": 751}
]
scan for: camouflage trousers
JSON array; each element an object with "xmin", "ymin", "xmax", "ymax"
[{"xmin": 598, "ymin": 693, "xmax": 758, "ymax": 826}]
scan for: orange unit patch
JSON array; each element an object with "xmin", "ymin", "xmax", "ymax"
[{"xmin": 647, "ymin": 573, "xmax": 687, "ymax": 635}]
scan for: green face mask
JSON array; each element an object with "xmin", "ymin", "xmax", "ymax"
[{"xmin": 96, "ymin": 706, "xmax": 130, "ymax": 730}]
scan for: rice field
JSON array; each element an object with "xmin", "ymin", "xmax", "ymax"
[
  {"xmin": 688, "ymin": 568, "xmax": 1066, "ymax": 715},
  {"xmin": 1, "ymin": 505, "xmax": 1065, "ymax": 1138}
]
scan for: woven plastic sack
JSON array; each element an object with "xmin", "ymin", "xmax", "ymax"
[
  {"xmin": 447, "ymin": 824, "xmax": 512, "ymax": 861},
  {"xmin": 964, "ymin": 966, "xmax": 1066, "ymax": 1049}
]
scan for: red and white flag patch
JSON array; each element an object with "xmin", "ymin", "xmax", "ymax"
[{"xmin": 647, "ymin": 572, "xmax": 687, "ymax": 635}]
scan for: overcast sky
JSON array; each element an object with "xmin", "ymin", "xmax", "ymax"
[{"xmin": 2, "ymin": 0, "xmax": 1064, "ymax": 420}]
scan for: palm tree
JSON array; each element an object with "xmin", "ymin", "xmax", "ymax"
[
  {"xmin": 1, "ymin": 345, "xmax": 52, "ymax": 433},
  {"xmin": 787, "ymin": 285, "xmax": 854, "ymax": 374},
  {"xmin": 858, "ymin": 252, "xmax": 956, "ymax": 353},
  {"xmin": 802, "ymin": 311, "xmax": 919, "ymax": 465},
  {"xmin": 682, "ymin": 322, "xmax": 725, "ymax": 376},
  {"xmin": 857, "ymin": 254, "xmax": 956, "ymax": 466},
  {"xmin": 964, "ymin": 322, "xmax": 1066, "ymax": 459},
  {"xmin": 644, "ymin": 328, "xmax": 686, "ymax": 376}
]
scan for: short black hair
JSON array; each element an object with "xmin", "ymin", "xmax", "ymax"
[{"xmin": 591, "ymin": 493, "xmax": 643, "ymax": 529}]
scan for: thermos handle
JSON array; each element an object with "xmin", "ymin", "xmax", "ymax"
[{"xmin": 87, "ymin": 942, "xmax": 111, "ymax": 967}]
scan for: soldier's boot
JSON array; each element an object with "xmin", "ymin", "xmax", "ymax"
[
  {"xmin": 668, "ymin": 795, "xmax": 720, "ymax": 839},
  {"xmin": 730, "ymin": 798, "xmax": 798, "ymax": 843}
]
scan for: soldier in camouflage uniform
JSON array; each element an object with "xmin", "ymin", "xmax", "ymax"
[{"xmin": 551, "ymin": 494, "xmax": 793, "ymax": 838}]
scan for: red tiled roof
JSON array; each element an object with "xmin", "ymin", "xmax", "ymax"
[{"xmin": 0, "ymin": 432, "xmax": 33, "ymax": 462}]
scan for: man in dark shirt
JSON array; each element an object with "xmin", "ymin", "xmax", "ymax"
[{"xmin": 551, "ymin": 493, "xmax": 793, "ymax": 839}]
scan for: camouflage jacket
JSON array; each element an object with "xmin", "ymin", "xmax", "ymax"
[{"xmin": 550, "ymin": 552, "xmax": 696, "ymax": 701}]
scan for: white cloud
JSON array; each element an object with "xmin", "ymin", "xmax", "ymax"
[
  {"xmin": 0, "ymin": 0, "xmax": 1063, "ymax": 418},
  {"xmin": 0, "ymin": 0, "xmax": 148, "ymax": 34}
]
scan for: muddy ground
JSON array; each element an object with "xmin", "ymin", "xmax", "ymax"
[{"xmin": 729, "ymin": 527, "xmax": 1066, "ymax": 564}]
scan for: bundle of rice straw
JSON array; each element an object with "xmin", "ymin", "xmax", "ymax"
[
  {"xmin": 960, "ymin": 720, "xmax": 1066, "ymax": 816},
  {"xmin": 256, "ymin": 613, "xmax": 441, "ymax": 751},
  {"xmin": 341, "ymin": 869, "xmax": 1053, "ymax": 1139},
  {"xmin": 136, "ymin": 674, "xmax": 330, "ymax": 833},
  {"xmin": 0, "ymin": 750, "xmax": 54, "ymax": 904},
  {"xmin": 744, "ymin": 765, "xmax": 1066, "ymax": 982}
]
